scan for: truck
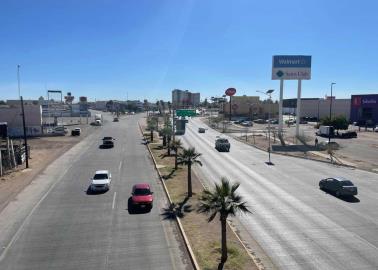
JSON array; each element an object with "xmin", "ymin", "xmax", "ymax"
[
  {"xmin": 95, "ymin": 114, "xmax": 102, "ymax": 121},
  {"xmin": 316, "ymin": 125, "xmax": 334, "ymax": 137},
  {"xmin": 215, "ymin": 138, "xmax": 230, "ymax": 152}
]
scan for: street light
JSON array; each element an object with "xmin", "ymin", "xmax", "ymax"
[
  {"xmin": 329, "ymin": 83, "xmax": 336, "ymax": 143},
  {"xmin": 257, "ymin": 89, "xmax": 274, "ymax": 165}
]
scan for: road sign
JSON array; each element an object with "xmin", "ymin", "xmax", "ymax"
[
  {"xmin": 176, "ymin": 109, "xmax": 196, "ymax": 117},
  {"xmin": 225, "ymin": 88, "xmax": 236, "ymax": 96},
  {"xmin": 272, "ymin": 55, "xmax": 311, "ymax": 80}
]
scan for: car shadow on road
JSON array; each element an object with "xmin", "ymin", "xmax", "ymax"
[
  {"xmin": 126, "ymin": 197, "xmax": 152, "ymax": 214},
  {"xmin": 320, "ymin": 189, "xmax": 360, "ymax": 203},
  {"xmin": 86, "ymin": 187, "xmax": 109, "ymax": 195},
  {"xmin": 272, "ymin": 144, "xmax": 318, "ymax": 152}
]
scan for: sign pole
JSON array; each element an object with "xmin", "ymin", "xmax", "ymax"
[
  {"xmin": 296, "ymin": 79, "xmax": 302, "ymax": 137},
  {"xmin": 278, "ymin": 79, "xmax": 284, "ymax": 136},
  {"xmin": 229, "ymin": 96, "xmax": 232, "ymax": 121}
]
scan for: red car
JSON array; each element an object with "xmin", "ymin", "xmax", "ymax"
[{"xmin": 131, "ymin": 183, "xmax": 154, "ymax": 209}]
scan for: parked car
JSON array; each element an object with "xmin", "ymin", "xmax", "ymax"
[
  {"xmin": 319, "ymin": 177, "xmax": 358, "ymax": 197},
  {"xmin": 234, "ymin": 119, "xmax": 244, "ymax": 124},
  {"xmin": 198, "ymin": 127, "xmax": 206, "ymax": 133},
  {"xmin": 113, "ymin": 117, "xmax": 119, "ymax": 122},
  {"xmin": 241, "ymin": 121, "xmax": 253, "ymax": 127},
  {"xmin": 338, "ymin": 131, "xmax": 357, "ymax": 138},
  {"xmin": 375, "ymin": 125, "xmax": 378, "ymax": 132},
  {"xmin": 131, "ymin": 183, "xmax": 154, "ymax": 209},
  {"xmin": 90, "ymin": 170, "xmax": 112, "ymax": 192},
  {"xmin": 253, "ymin": 119, "xmax": 266, "ymax": 124}
]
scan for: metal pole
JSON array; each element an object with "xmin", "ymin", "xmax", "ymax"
[
  {"xmin": 20, "ymin": 96, "xmax": 29, "ymax": 168},
  {"xmin": 229, "ymin": 96, "xmax": 232, "ymax": 121},
  {"xmin": 329, "ymin": 83, "xmax": 335, "ymax": 143},
  {"xmin": 17, "ymin": 65, "xmax": 21, "ymax": 98},
  {"xmin": 295, "ymin": 79, "xmax": 302, "ymax": 137},
  {"xmin": 278, "ymin": 79, "xmax": 284, "ymax": 137},
  {"xmin": 268, "ymin": 94, "xmax": 272, "ymax": 164}
]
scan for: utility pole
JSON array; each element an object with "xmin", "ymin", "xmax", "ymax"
[
  {"xmin": 17, "ymin": 65, "xmax": 21, "ymax": 98},
  {"xmin": 20, "ymin": 96, "xmax": 29, "ymax": 168},
  {"xmin": 257, "ymin": 89, "xmax": 274, "ymax": 165},
  {"xmin": 329, "ymin": 83, "xmax": 336, "ymax": 144}
]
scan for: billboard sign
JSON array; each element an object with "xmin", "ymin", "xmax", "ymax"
[
  {"xmin": 272, "ymin": 55, "xmax": 311, "ymax": 80},
  {"xmin": 225, "ymin": 88, "xmax": 236, "ymax": 96}
]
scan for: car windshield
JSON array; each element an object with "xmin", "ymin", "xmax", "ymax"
[
  {"xmin": 103, "ymin": 137, "xmax": 112, "ymax": 140},
  {"xmin": 218, "ymin": 139, "xmax": 229, "ymax": 143},
  {"xmin": 93, "ymin": 174, "xmax": 108, "ymax": 180},
  {"xmin": 341, "ymin": 180, "xmax": 354, "ymax": 186},
  {"xmin": 134, "ymin": 188, "xmax": 151, "ymax": 195}
]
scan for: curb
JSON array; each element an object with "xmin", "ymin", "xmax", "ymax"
[{"xmin": 138, "ymin": 122, "xmax": 201, "ymax": 270}]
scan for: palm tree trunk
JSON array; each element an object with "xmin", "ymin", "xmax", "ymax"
[
  {"xmin": 187, "ymin": 162, "xmax": 192, "ymax": 197},
  {"xmin": 174, "ymin": 151, "xmax": 178, "ymax": 169},
  {"xmin": 220, "ymin": 215, "xmax": 228, "ymax": 265},
  {"xmin": 163, "ymin": 136, "xmax": 166, "ymax": 146},
  {"xmin": 167, "ymin": 140, "xmax": 171, "ymax": 156},
  {"xmin": 150, "ymin": 130, "xmax": 153, "ymax": 142}
]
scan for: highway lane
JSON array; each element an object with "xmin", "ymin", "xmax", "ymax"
[
  {"xmin": 180, "ymin": 117, "xmax": 378, "ymax": 270},
  {"xmin": 0, "ymin": 113, "xmax": 191, "ymax": 270}
]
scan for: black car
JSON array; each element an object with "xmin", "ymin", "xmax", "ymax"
[
  {"xmin": 102, "ymin": 140, "xmax": 114, "ymax": 148},
  {"xmin": 319, "ymin": 177, "xmax": 358, "ymax": 197}
]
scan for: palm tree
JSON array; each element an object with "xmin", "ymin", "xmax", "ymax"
[
  {"xmin": 177, "ymin": 147, "xmax": 202, "ymax": 197},
  {"xmin": 197, "ymin": 177, "xmax": 251, "ymax": 270},
  {"xmin": 147, "ymin": 117, "xmax": 157, "ymax": 142},
  {"xmin": 161, "ymin": 126, "xmax": 172, "ymax": 150},
  {"xmin": 170, "ymin": 139, "xmax": 182, "ymax": 169}
]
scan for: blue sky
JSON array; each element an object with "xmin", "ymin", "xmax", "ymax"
[{"xmin": 0, "ymin": 0, "xmax": 377, "ymax": 102}]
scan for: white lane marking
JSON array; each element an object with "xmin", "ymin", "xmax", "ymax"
[
  {"xmin": 112, "ymin": 192, "xmax": 117, "ymax": 209},
  {"xmin": 118, "ymin": 160, "xmax": 122, "ymax": 171}
]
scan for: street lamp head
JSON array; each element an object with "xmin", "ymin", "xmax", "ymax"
[
  {"xmin": 266, "ymin": 89, "xmax": 274, "ymax": 94},
  {"xmin": 331, "ymin": 82, "xmax": 336, "ymax": 86}
]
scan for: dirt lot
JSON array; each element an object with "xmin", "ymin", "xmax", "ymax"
[{"xmin": 0, "ymin": 124, "xmax": 90, "ymax": 212}]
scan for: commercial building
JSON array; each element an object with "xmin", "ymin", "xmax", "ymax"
[
  {"xmin": 223, "ymin": 95, "xmax": 279, "ymax": 120},
  {"xmin": 172, "ymin": 89, "xmax": 200, "ymax": 108},
  {"xmin": 350, "ymin": 94, "xmax": 378, "ymax": 125},
  {"xmin": 0, "ymin": 105, "xmax": 43, "ymax": 137},
  {"xmin": 283, "ymin": 97, "xmax": 351, "ymax": 121}
]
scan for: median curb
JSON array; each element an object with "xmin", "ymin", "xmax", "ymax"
[{"xmin": 138, "ymin": 121, "xmax": 200, "ymax": 270}]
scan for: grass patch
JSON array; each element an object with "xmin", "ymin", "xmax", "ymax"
[{"xmin": 143, "ymin": 124, "xmax": 257, "ymax": 270}]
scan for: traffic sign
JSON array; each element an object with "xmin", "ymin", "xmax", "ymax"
[
  {"xmin": 225, "ymin": 88, "xmax": 236, "ymax": 96},
  {"xmin": 176, "ymin": 109, "xmax": 196, "ymax": 117}
]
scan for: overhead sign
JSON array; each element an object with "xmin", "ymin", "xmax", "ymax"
[
  {"xmin": 176, "ymin": 109, "xmax": 196, "ymax": 117},
  {"xmin": 272, "ymin": 55, "xmax": 311, "ymax": 80},
  {"xmin": 225, "ymin": 88, "xmax": 236, "ymax": 96}
]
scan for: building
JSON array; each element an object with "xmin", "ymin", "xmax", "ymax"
[
  {"xmin": 223, "ymin": 95, "xmax": 279, "ymax": 120},
  {"xmin": 94, "ymin": 101, "xmax": 108, "ymax": 111},
  {"xmin": 350, "ymin": 94, "xmax": 378, "ymax": 125},
  {"xmin": 172, "ymin": 89, "xmax": 200, "ymax": 108},
  {"xmin": 283, "ymin": 97, "xmax": 351, "ymax": 121},
  {"xmin": 0, "ymin": 105, "xmax": 43, "ymax": 137}
]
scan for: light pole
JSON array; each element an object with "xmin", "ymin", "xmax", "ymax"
[
  {"xmin": 329, "ymin": 83, "xmax": 336, "ymax": 143},
  {"xmin": 257, "ymin": 89, "xmax": 274, "ymax": 165},
  {"xmin": 17, "ymin": 65, "xmax": 21, "ymax": 98}
]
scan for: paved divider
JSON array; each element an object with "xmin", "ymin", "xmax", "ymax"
[{"xmin": 138, "ymin": 122, "xmax": 200, "ymax": 270}]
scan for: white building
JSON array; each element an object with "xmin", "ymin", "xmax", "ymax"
[
  {"xmin": 0, "ymin": 105, "xmax": 43, "ymax": 137},
  {"xmin": 172, "ymin": 89, "xmax": 200, "ymax": 108}
]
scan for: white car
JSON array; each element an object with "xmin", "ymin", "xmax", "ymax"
[{"xmin": 90, "ymin": 170, "xmax": 111, "ymax": 192}]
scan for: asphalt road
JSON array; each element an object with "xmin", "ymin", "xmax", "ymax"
[
  {"xmin": 181, "ymin": 117, "xmax": 378, "ymax": 270},
  {"xmin": 0, "ymin": 113, "xmax": 191, "ymax": 270}
]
